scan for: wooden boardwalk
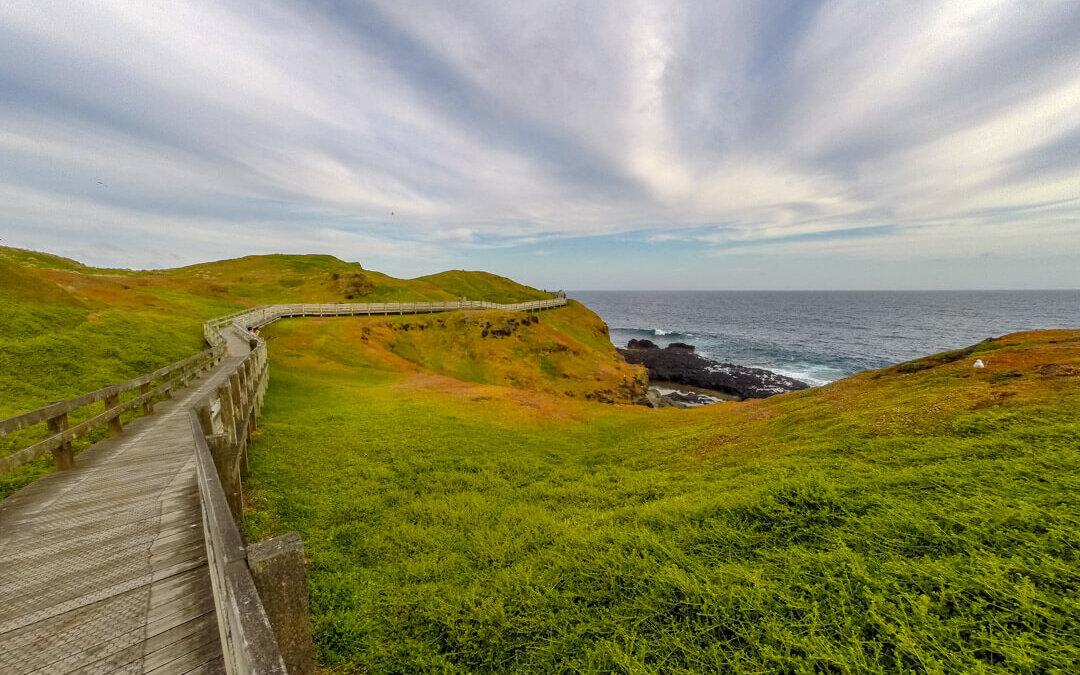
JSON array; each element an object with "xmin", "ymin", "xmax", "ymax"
[
  {"xmin": 0, "ymin": 296, "xmax": 567, "ymax": 674},
  {"xmin": 0, "ymin": 330, "xmax": 251, "ymax": 675}
]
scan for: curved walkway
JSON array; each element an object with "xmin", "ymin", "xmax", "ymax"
[{"xmin": 0, "ymin": 329, "xmax": 251, "ymax": 675}]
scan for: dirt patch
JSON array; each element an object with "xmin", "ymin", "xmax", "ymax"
[
  {"xmin": 1036, "ymin": 363, "xmax": 1080, "ymax": 377},
  {"xmin": 394, "ymin": 372, "xmax": 592, "ymax": 423}
]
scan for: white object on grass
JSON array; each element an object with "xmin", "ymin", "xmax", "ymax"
[{"xmin": 973, "ymin": 359, "xmax": 985, "ymax": 368}]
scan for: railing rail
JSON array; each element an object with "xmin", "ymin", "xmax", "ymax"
[
  {"xmin": 191, "ymin": 324, "xmax": 285, "ymax": 675},
  {"xmin": 202, "ymin": 297, "xmax": 567, "ymax": 345},
  {"xmin": 0, "ymin": 343, "xmax": 226, "ymax": 474}
]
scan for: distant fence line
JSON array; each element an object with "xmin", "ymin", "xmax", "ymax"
[{"xmin": 0, "ymin": 294, "xmax": 568, "ymax": 675}]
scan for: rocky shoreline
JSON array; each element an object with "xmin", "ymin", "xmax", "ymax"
[{"xmin": 617, "ymin": 339, "xmax": 809, "ymax": 407}]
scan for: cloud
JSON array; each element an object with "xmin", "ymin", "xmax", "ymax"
[{"xmin": 0, "ymin": 0, "xmax": 1078, "ymax": 286}]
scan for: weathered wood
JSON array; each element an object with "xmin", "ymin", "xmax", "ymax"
[
  {"xmin": 206, "ymin": 433, "xmax": 241, "ymax": 525},
  {"xmin": 142, "ymin": 382, "xmax": 154, "ymax": 415},
  {"xmin": 0, "ymin": 377, "xmax": 181, "ymax": 474},
  {"xmin": 239, "ymin": 439, "xmax": 250, "ymax": 479},
  {"xmin": 0, "ymin": 345, "xmax": 222, "ymax": 437},
  {"xmin": 228, "ymin": 373, "xmax": 244, "ymax": 445},
  {"xmin": 0, "ymin": 335, "xmax": 246, "ymax": 675},
  {"xmin": 46, "ymin": 411, "xmax": 74, "ymax": 470},
  {"xmin": 104, "ymin": 393, "xmax": 123, "ymax": 436},
  {"xmin": 216, "ymin": 383, "xmax": 236, "ymax": 450},
  {"xmin": 195, "ymin": 405, "xmax": 214, "ymax": 437},
  {"xmin": 248, "ymin": 533, "xmax": 315, "ymax": 675},
  {"xmin": 190, "ymin": 413, "xmax": 288, "ymax": 675}
]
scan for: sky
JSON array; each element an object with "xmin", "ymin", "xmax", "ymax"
[{"xmin": 1, "ymin": 1, "xmax": 1079, "ymax": 290}]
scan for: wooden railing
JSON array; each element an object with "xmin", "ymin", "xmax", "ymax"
[
  {"xmin": 0, "ymin": 344, "xmax": 226, "ymax": 475},
  {"xmin": 202, "ymin": 297, "xmax": 568, "ymax": 346},
  {"xmin": 190, "ymin": 324, "xmax": 286, "ymax": 675}
]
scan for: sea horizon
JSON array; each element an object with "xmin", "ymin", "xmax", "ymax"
[{"xmin": 572, "ymin": 289, "xmax": 1080, "ymax": 386}]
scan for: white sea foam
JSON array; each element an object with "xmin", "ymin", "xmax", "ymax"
[{"xmin": 767, "ymin": 366, "xmax": 837, "ymax": 387}]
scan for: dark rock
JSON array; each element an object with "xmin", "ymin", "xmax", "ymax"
[
  {"xmin": 618, "ymin": 342, "xmax": 808, "ymax": 399},
  {"xmin": 664, "ymin": 390, "xmax": 717, "ymax": 406},
  {"xmin": 667, "ymin": 342, "xmax": 695, "ymax": 352},
  {"xmin": 643, "ymin": 389, "xmax": 680, "ymax": 408}
]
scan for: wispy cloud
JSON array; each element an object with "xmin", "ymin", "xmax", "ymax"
[{"xmin": 0, "ymin": 0, "xmax": 1078, "ymax": 287}]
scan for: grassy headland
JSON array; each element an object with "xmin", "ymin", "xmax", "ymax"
[
  {"xmin": 263, "ymin": 302, "xmax": 646, "ymax": 403},
  {"xmin": 3, "ymin": 247, "xmax": 1078, "ymax": 672}
]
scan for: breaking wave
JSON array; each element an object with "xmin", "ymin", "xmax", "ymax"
[{"xmin": 613, "ymin": 327, "xmax": 693, "ymax": 340}]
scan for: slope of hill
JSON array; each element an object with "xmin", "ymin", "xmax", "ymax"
[
  {"xmin": 165, "ymin": 255, "xmax": 552, "ymax": 305},
  {"xmin": 263, "ymin": 301, "xmax": 646, "ymax": 403},
  {"xmin": 242, "ymin": 325, "xmax": 1080, "ymax": 673}
]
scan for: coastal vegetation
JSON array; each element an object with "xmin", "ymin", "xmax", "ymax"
[{"xmin": 3, "ymin": 247, "xmax": 1078, "ymax": 672}]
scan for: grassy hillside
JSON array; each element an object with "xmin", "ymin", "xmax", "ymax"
[
  {"xmin": 168, "ymin": 255, "xmax": 551, "ymax": 304},
  {"xmin": 0, "ymin": 246, "xmax": 558, "ymax": 495},
  {"xmin": 263, "ymin": 301, "xmax": 645, "ymax": 403},
  {"xmin": 243, "ymin": 326, "xmax": 1080, "ymax": 673},
  {"xmin": 0, "ymin": 245, "xmax": 554, "ymax": 414}
]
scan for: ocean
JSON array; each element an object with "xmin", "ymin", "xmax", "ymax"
[{"xmin": 571, "ymin": 290, "xmax": 1080, "ymax": 386}]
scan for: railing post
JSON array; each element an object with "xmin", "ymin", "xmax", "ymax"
[
  {"xmin": 248, "ymin": 532, "xmax": 315, "ymax": 675},
  {"xmin": 207, "ymin": 433, "xmax": 244, "ymax": 526},
  {"xmin": 196, "ymin": 404, "xmax": 214, "ymax": 436},
  {"xmin": 140, "ymin": 382, "xmax": 154, "ymax": 415},
  {"xmin": 163, "ymin": 370, "xmax": 174, "ymax": 399},
  {"xmin": 229, "ymin": 373, "xmax": 244, "ymax": 443},
  {"xmin": 46, "ymin": 410, "xmax": 75, "ymax": 470},
  {"xmin": 240, "ymin": 436, "xmax": 250, "ymax": 479},
  {"xmin": 217, "ymin": 382, "xmax": 236, "ymax": 445},
  {"xmin": 236, "ymin": 366, "xmax": 249, "ymax": 413},
  {"xmin": 104, "ymin": 392, "xmax": 123, "ymax": 436}
]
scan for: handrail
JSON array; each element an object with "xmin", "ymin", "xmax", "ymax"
[
  {"xmin": 0, "ymin": 343, "xmax": 226, "ymax": 474},
  {"xmin": 192, "ymin": 417, "xmax": 286, "ymax": 675},
  {"xmin": 202, "ymin": 297, "xmax": 567, "ymax": 341},
  {"xmin": 190, "ymin": 324, "xmax": 285, "ymax": 675}
]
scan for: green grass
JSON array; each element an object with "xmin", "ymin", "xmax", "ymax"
[{"xmin": 244, "ymin": 327, "xmax": 1080, "ymax": 674}]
